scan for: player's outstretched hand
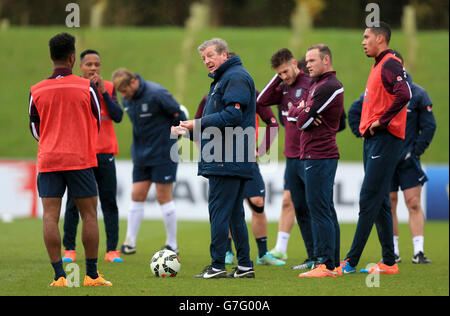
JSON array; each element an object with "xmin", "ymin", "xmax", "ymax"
[
  {"xmin": 180, "ymin": 120, "xmax": 195, "ymax": 131},
  {"xmin": 171, "ymin": 125, "xmax": 188, "ymax": 136}
]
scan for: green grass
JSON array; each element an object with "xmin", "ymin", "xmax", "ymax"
[
  {"xmin": 0, "ymin": 218, "xmax": 448, "ymax": 296},
  {"xmin": 0, "ymin": 27, "xmax": 448, "ymax": 162}
]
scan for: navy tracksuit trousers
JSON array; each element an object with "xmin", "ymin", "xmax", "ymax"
[
  {"xmin": 303, "ymin": 159, "xmax": 340, "ymax": 270},
  {"xmin": 285, "ymin": 158, "xmax": 315, "ymax": 261},
  {"xmin": 346, "ymin": 130, "xmax": 402, "ymax": 267},
  {"xmin": 208, "ymin": 176, "xmax": 252, "ymax": 270},
  {"xmin": 63, "ymin": 154, "xmax": 119, "ymax": 252}
]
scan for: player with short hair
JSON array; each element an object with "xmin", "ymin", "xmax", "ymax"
[
  {"xmin": 62, "ymin": 49, "xmax": 124, "ymax": 264},
  {"xmin": 288, "ymin": 44, "xmax": 344, "ymax": 277},
  {"xmin": 29, "ymin": 33, "xmax": 112, "ymax": 287},
  {"xmin": 257, "ymin": 48, "xmax": 315, "ymax": 267},
  {"xmin": 348, "ymin": 51, "xmax": 436, "ymax": 265},
  {"xmin": 341, "ymin": 22, "xmax": 411, "ymax": 275},
  {"xmin": 112, "ymin": 68, "xmax": 187, "ymax": 256}
]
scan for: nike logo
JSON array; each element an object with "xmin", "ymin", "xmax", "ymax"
[
  {"xmin": 418, "ymin": 175, "xmax": 425, "ymax": 182},
  {"xmin": 164, "ymin": 175, "xmax": 172, "ymax": 180},
  {"xmin": 121, "ymin": 246, "xmax": 135, "ymax": 254},
  {"xmin": 375, "ymin": 268, "xmax": 395, "ymax": 273},
  {"xmin": 371, "ymin": 155, "xmax": 381, "ymax": 159},
  {"xmin": 260, "ymin": 189, "xmax": 265, "ymax": 193},
  {"xmin": 283, "ymin": 91, "xmax": 288, "ymax": 95},
  {"xmin": 108, "ymin": 157, "xmax": 114, "ymax": 162},
  {"xmin": 203, "ymin": 270, "xmax": 226, "ymax": 278},
  {"xmin": 305, "ymin": 166, "xmax": 313, "ymax": 170}
]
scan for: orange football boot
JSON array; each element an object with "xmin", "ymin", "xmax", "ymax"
[
  {"xmin": 49, "ymin": 276, "xmax": 68, "ymax": 287},
  {"xmin": 299, "ymin": 264, "xmax": 338, "ymax": 278},
  {"xmin": 83, "ymin": 273, "xmax": 113, "ymax": 287},
  {"xmin": 62, "ymin": 250, "xmax": 76, "ymax": 263},
  {"xmin": 105, "ymin": 250, "xmax": 123, "ymax": 263},
  {"xmin": 366, "ymin": 262, "xmax": 399, "ymax": 274}
]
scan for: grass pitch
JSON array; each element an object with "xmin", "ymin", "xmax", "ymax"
[{"xmin": 0, "ymin": 218, "xmax": 448, "ymax": 296}]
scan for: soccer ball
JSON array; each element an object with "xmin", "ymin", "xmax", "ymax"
[{"xmin": 150, "ymin": 249, "xmax": 181, "ymax": 277}]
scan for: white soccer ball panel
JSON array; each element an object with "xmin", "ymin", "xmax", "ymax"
[{"xmin": 150, "ymin": 249, "xmax": 181, "ymax": 277}]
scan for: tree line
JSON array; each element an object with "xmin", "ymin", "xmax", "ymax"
[{"xmin": 0, "ymin": 0, "xmax": 448, "ymax": 29}]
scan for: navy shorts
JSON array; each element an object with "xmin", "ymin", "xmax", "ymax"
[
  {"xmin": 37, "ymin": 168, "xmax": 97, "ymax": 198},
  {"xmin": 242, "ymin": 163, "xmax": 265, "ymax": 198},
  {"xmin": 132, "ymin": 161, "xmax": 178, "ymax": 183},
  {"xmin": 391, "ymin": 155, "xmax": 428, "ymax": 192}
]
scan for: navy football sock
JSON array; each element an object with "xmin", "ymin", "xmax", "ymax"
[
  {"xmin": 85, "ymin": 258, "xmax": 99, "ymax": 279},
  {"xmin": 51, "ymin": 260, "xmax": 66, "ymax": 280},
  {"xmin": 256, "ymin": 237, "xmax": 268, "ymax": 258}
]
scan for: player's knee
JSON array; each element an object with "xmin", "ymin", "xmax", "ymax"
[
  {"xmin": 248, "ymin": 197, "xmax": 265, "ymax": 214},
  {"xmin": 281, "ymin": 195, "xmax": 293, "ymax": 211},
  {"xmin": 390, "ymin": 192, "xmax": 398, "ymax": 205},
  {"xmin": 131, "ymin": 191, "xmax": 147, "ymax": 202},
  {"xmin": 405, "ymin": 196, "xmax": 421, "ymax": 214},
  {"xmin": 156, "ymin": 191, "xmax": 172, "ymax": 205}
]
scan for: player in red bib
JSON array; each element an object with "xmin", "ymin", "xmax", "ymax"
[
  {"xmin": 61, "ymin": 49, "xmax": 124, "ymax": 264},
  {"xmin": 28, "ymin": 33, "xmax": 112, "ymax": 287},
  {"xmin": 341, "ymin": 22, "xmax": 411, "ymax": 275}
]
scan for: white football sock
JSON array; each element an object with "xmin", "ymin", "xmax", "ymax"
[
  {"xmin": 412, "ymin": 235, "xmax": 424, "ymax": 256},
  {"xmin": 161, "ymin": 201, "xmax": 177, "ymax": 250},
  {"xmin": 275, "ymin": 231, "xmax": 290, "ymax": 253},
  {"xmin": 393, "ymin": 235, "xmax": 400, "ymax": 256},
  {"xmin": 125, "ymin": 201, "xmax": 145, "ymax": 247}
]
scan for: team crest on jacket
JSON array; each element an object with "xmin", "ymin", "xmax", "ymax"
[
  {"xmin": 296, "ymin": 88, "xmax": 303, "ymax": 98},
  {"xmin": 141, "ymin": 103, "xmax": 148, "ymax": 112}
]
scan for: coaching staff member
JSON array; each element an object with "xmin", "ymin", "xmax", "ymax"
[
  {"xmin": 28, "ymin": 33, "xmax": 112, "ymax": 287},
  {"xmin": 173, "ymin": 38, "xmax": 255, "ymax": 278},
  {"xmin": 340, "ymin": 22, "xmax": 411, "ymax": 275}
]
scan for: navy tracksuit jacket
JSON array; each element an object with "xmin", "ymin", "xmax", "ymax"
[{"xmin": 195, "ymin": 56, "xmax": 256, "ymax": 269}]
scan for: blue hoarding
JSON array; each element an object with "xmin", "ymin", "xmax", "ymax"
[{"xmin": 426, "ymin": 165, "xmax": 449, "ymax": 220}]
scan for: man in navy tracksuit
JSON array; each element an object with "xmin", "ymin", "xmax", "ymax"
[
  {"xmin": 348, "ymin": 54, "xmax": 436, "ymax": 265},
  {"xmin": 174, "ymin": 38, "xmax": 256, "ymax": 278},
  {"xmin": 112, "ymin": 68, "xmax": 187, "ymax": 256}
]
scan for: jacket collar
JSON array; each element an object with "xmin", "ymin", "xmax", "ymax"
[
  {"xmin": 312, "ymin": 71, "xmax": 336, "ymax": 84},
  {"xmin": 132, "ymin": 74, "xmax": 146, "ymax": 99},
  {"xmin": 50, "ymin": 67, "xmax": 72, "ymax": 79},
  {"xmin": 375, "ymin": 49, "xmax": 394, "ymax": 66},
  {"xmin": 208, "ymin": 56, "xmax": 242, "ymax": 81}
]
